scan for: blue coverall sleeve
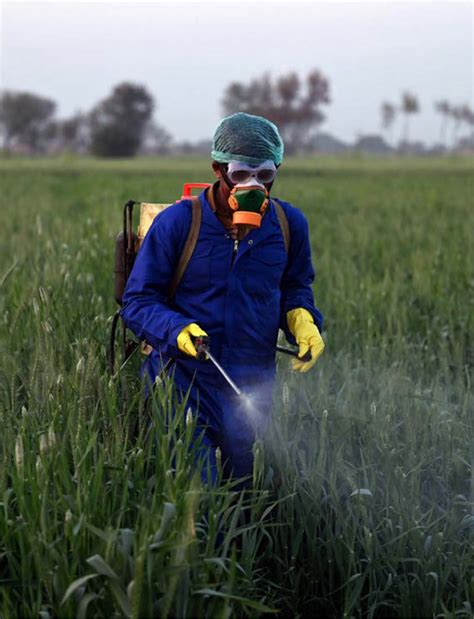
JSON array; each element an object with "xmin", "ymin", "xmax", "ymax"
[
  {"xmin": 120, "ymin": 202, "xmax": 196, "ymax": 354},
  {"xmin": 279, "ymin": 205, "xmax": 324, "ymax": 345}
]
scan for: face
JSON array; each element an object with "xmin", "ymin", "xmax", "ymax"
[{"xmin": 212, "ymin": 161, "xmax": 278, "ymax": 199}]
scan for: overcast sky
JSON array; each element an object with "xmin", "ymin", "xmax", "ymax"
[{"xmin": 1, "ymin": 1, "xmax": 472, "ymax": 145}]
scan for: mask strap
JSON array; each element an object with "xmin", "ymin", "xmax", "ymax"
[{"xmin": 219, "ymin": 164, "xmax": 235, "ymax": 189}]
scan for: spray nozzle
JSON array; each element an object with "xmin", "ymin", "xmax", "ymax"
[{"xmin": 192, "ymin": 335, "xmax": 210, "ymax": 361}]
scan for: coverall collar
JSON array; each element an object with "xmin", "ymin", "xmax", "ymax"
[
  {"xmin": 206, "ymin": 181, "xmax": 253, "ymax": 240},
  {"xmin": 201, "ymin": 184, "xmax": 282, "ymax": 261}
]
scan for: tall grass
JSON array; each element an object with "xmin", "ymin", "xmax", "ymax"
[{"xmin": 0, "ymin": 156, "xmax": 472, "ymax": 617}]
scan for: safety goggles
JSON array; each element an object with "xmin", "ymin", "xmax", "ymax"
[{"xmin": 226, "ymin": 160, "xmax": 277, "ymax": 185}]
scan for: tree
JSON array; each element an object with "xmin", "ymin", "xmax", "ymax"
[
  {"xmin": 400, "ymin": 91, "xmax": 420, "ymax": 146},
  {"xmin": 58, "ymin": 113, "xmax": 90, "ymax": 153},
  {"xmin": 354, "ymin": 134, "xmax": 393, "ymax": 155},
  {"xmin": 141, "ymin": 121, "xmax": 173, "ymax": 155},
  {"xmin": 221, "ymin": 69, "xmax": 331, "ymax": 153},
  {"xmin": 0, "ymin": 90, "xmax": 56, "ymax": 152},
  {"xmin": 44, "ymin": 113, "xmax": 90, "ymax": 154},
  {"xmin": 460, "ymin": 104, "xmax": 474, "ymax": 141},
  {"xmin": 381, "ymin": 102, "xmax": 396, "ymax": 144},
  {"xmin": 434, "ymin": 99, "xmax": 451, "ymax": 147},
  {"xmin": 89, "ymin": 82, "xmax": 154, "ymax": 157},
  {"xmin": 449, "ymin": 104, "xmax": 466, "ymax": 148}
]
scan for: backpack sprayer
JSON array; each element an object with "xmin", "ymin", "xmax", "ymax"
[
  {"xmin": 109, "ymin": 183, "xmax": 310, "ymax": 387},
  {"xmin": 110, "ymin": 183, "xmax": 209, "ymax": 372}
]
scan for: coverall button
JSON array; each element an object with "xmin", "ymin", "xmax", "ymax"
[{"xmin": 248, "ymin": 239, "xmax": 254, "ymax": 245}]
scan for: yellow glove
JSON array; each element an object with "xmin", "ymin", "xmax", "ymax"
[
  {"xmin": 287, "ymin": 308, "xmax": 325, "ymax": 373},
  {"xmin": 177, "ymin": 323, "xmax": 208, "ymax": 358}
]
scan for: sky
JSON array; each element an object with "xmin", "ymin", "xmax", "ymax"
[{"xmin": 0, "ymin": 1, "xmax": 472, "ymax": 146}]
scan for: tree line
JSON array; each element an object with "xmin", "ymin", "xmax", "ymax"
[
  {"xmin": 0, "ymin": 71, "xmax": 472, "ymax": 157},
  {"xmin": 0, "ymin": 83, "xmax": 158, "ymax": 156},
  {"xmin": 381, "ymin": 94, "xmax": 474, "ymax": 151}
]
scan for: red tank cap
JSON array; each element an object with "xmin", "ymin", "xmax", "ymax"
[{"xmin": 181, "ymin": 183, "xmax": 211, "ymax": 198}]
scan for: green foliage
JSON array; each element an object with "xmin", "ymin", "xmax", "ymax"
[
  {"xmin": 222, "ymin": 70, "xmax": 331, "ymax": 153},
  {"xmin": 0, "ymin": 155, "xmax": 472, "ymax": 617},
  {"xmin": 0, "ymin": 91, "xmax": 56, "ymax": 152},
  {"xmin": 89, "ymin": 83, "xmax": 154, "ymax": 158}
]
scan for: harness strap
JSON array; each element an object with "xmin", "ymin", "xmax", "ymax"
[
  {"xmin": 167, "ymin": 196, "xmax": 202, "ymax": 301},
  {"xmin": 272, "ymin": 199, "xmax": 290, "ymax": 254}
]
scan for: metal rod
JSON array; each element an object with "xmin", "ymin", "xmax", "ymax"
[
  {"xmin": 276, "ymin": 345, "xmax": 312, "ymax": 362},
  {"xmin": 205, "ymin": 350, "xmax": 242, "ymax": 396},
  {"xmin": 276, "ymin": 345, "xmax": 299, "ymax": 357}
]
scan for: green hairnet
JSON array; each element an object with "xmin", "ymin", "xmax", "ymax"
[{"xmin": 212, "ymin": 112, "xmax": 284, "ymax": 166}]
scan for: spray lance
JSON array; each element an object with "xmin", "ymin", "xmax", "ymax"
[
  {"xmin": 192, "ymin": 336, "xmax": 242, "ymax": 396},
  {"xmin": 192, "ymin": 337, "xmax": 312, "ymax": 397}
]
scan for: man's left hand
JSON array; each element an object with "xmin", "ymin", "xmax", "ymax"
[{"xmin": 287, "ymin": 308, "xmax": 325, "ymax": 373}]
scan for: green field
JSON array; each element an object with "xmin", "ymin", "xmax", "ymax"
[{"xmin": 0, "ymin": 155, "xmax": 473, "ymax": 617}]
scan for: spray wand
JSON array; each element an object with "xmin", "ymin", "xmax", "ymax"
[
  {"xmin": 192, "ymin": 337, "xmax": 311, "ymax": 397},
  {"xmin": 192, "ymin": 336, "xmax": 242, "ymax": 396},
  {"xmin": 276, "ymin": 345, "xmax": 312, "ymax": 362}
]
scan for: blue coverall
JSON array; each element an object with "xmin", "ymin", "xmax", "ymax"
[{"xmin": 121, "ymin": 188, "xmax": 323, "ymax": 484}]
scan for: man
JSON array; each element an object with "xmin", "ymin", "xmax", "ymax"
[{"xmin": 121, "ymin": 112, "xmax": 324, "ymax": 485}]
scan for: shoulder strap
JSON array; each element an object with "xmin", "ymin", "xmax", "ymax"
[
  {"xmin": 167, "ymin": 196, "xmax": 202, "ymax": 301},
  {"xmin": 272, "ymin": 199, "xmax": 290, "ymax": 254}
]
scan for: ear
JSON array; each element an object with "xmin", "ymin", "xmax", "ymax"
[{"xmin": 211, "ymin": 161, "xmax": 222, "ymax": 179}]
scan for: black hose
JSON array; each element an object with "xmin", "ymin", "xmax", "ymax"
[{"xmin": 108, "ymin": 309, "xmax": 121, "ymax": 374}]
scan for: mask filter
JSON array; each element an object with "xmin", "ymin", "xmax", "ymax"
[{"xmin": 228, "ymin": 185, "xmax": 269, "ymax": 227}]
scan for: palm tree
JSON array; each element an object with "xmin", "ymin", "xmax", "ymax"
[
  {"xmin": 449, "ymin": 104, "xmax": 464, "ymax": 148},
  {"xmin": 400, "ymin": 91, "xmax": 420, "ymax": 146},
  {"xmin": 460, "ymin": 105, "xmax": 474, "ymax": 141},
  {"xmin": 456, "ymin": 104, "xmax": 474, "ymax": 144},
  {"xmin": 381, "ymin": 102, "xmax": 396, "ymax": 145},
  {"xmin": 434, "ymin": 100, "xmax": 451, "ymax": 147}
]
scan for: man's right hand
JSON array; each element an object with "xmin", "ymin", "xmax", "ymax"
[{"xmin": 177, "ymin": 323, "xmax": 209, "ymax": 358}]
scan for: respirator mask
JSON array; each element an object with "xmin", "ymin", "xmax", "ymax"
[{"xmin": 225, "ymin": 160, "xmax": 276, "ymax": 228}]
